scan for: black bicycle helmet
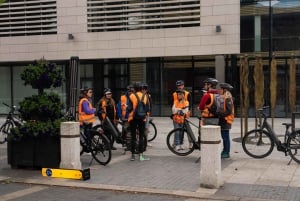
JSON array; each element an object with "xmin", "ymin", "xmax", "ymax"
[
  {"xmin": 133, "ymin": 81, "xmax": 142, "ymax": 91},
  {"xmin": 219, "ymin": 83, "xmax": 233, "ymax": 90},
  {"xmin": 141, "ymin": 82, "xmax": 148, "ymax": 90},
  {"xmin": 126, "ymin": 84, "xmax": 133, "ymax": 91},
  {"xmin": 203, "ymin": 78, "xmax": 218, "ymax": 86},
  {"xmin": 104, "ymin": 88, "xmax": 112, "ymax": 95},
  {"xmin": 176, "ymin": 80, "xmax": 184, "ymax": 86},
  {"xmin": 80, "ymin": 87, "xmax": 92, "ymax": 94}
]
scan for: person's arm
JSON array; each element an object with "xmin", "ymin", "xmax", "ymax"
[
  {"xmin": 170, "ymin": 92, "xmax": 175, "ymax": 108},
  {"xmin": 198, "ymin": 94, "xmax": 210, "ymax": 110},
  {"xmin": 172, "ymin": 103, "xmax": 181, "ymax": 114},
  {"xmin": 82, "ymin": 101, "xmax": 96, "ymax": 114},
  {"xmin": 218, "ymin": 98, "xmax": 233, "ymax": 117}
]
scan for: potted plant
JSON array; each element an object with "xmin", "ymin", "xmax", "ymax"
[{"xmin": 7, "ymin": 59, "xmax": 64, "ymax": 169}]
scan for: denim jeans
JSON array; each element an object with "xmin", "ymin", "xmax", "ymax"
[
  {"xmin": 221, "ymin": 129, "xmax": 230, "ymax": 153},
  {"xmin": 173, "ymin": 121, "xmax": 183, "ymax": 145}
]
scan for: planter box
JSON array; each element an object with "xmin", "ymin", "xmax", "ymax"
[{"xmin": 7, "ymin": 136, "xmax": 60, "ymax": 169}]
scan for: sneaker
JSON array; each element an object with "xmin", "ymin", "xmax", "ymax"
[
  {"xmin": 175, "ymin": 145, "xmax": 181, "ymax": 151},
  {"xmin": 139, "ymin": 154, "xmax": 150, "ymax": 161},
  {"xmin": 221, "ymin": 152, "xmax": 230, "ymax": 159},
  {"xmin": 189, "ymin": 143, "xmax": 193, "ymax": 149},
  {"xmin": 147, "ymin": 143, "xmax": 153, "ymax": 147},
  {"xmin": 180, "ymin": 145, "xmax": 185, "ymax": 150},
  {"xmin": 130, "ymin": 154, "xmax": 135, "ymax": 161}
]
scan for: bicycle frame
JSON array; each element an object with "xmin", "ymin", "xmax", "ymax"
[
  {"xmin": 184, "ymin": 118, "xmax": 198, "ymax": 143},
  {"xmin": 257, "ymin": 108, "xmax": 292, "ymax": 152},
  {"xmin": 259, "ymin": 117, "xmax": 282, "ymax": 147}
]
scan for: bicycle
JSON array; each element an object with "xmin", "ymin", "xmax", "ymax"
[
  {"xmin": 117, "ymin": 117, "xmax": 157, "ymax": 142},
  {"xmin": 242, "ymin": 106, "xmax": 300, "ymax": 164},
  {"xmin": 80, "ymin": 124, "xmax": 112, "ymax": 166},
  {"xmin": 0, "ymin": 102, "xmax": 24, "ymax": 144},
  {"xmin": 166, "ymin": 116, "xmax": 201, "ymax": 157}
]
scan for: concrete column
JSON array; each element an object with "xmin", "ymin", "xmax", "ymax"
[
  {"xmin": 215, "ymin": 55, "xmax": 225, "ymax": 84},
  {"xmin": 200, "ymin": 125, "xmax": 222, "ymax": 188},
  {"xmin": 60, "ymin": 122, "xmax": 82, "ymax": 170}
]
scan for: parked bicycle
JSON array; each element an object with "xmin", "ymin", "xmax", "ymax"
[
  {"xmin": 242, "ymin": 106, "xmax": 300, "ymax": 164},
  {"xmin": 166, "ymin": 116, "xmax": 201, "ymax": 156},
  {"xmin": 80, "ymin": 124, "xmax": 112, "ymax": 166},
  {"xmin": 0, "ymin": 102, "xmax": 24, "ymax": 144}
]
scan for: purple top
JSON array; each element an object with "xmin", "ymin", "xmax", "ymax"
[{"xmin": 82, "ymin": 100, "xmax": 96, "ymax": 114}]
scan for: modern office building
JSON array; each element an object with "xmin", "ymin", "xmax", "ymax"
[{"xmin": 0, "ymin": 0, "xmax": 298, "ymax": 117}]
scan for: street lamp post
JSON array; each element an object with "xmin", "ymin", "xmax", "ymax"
[{"xmin": 259, "ymin": 0, "xmax": 280, "ymax": 65}]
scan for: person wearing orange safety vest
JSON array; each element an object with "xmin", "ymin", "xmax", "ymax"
[
  {"xmin": 97, "ymin": 88, "xmax": 117, "ymax": 150},
  {"xmin": 217, "ymin": 83, "xmax": 235, "ymax": 159},
  {"xmin": 198, "ymin": 78, "xmax": 219, "ymax": 125},
  {"xmin": 78, "ymin": 87, "xmax": 96, "ymax": 129},
  {"xmin": 172, "ymin": 89, "xmax": 190, "ymax": 151},
  {"xmin": 128, "ymin": 81, "xmax": 150, "ymax": 162},
  {"xmin": 171, "ymin": 80, "xmax": 192, "ymax": 111}
]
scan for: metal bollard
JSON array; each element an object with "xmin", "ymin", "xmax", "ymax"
[
  {"xmin": 200, "ymin": 125, "xmax": 223, "ymax": 189},
  {"xmin": 60, "ymin": 122, "xmax": 82, "ymax": 170}
]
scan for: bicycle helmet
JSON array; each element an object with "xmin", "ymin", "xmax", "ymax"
[
  {"xmin": 203, "ymin": 78, "xmax": 218, "ymax": 86},
  {"xmin": 133, "ymin": 81, "xmax": 143, "ymax": 91},
  {"xmin": 176, "ymin": 80, "xmax": 184, "ymax": 86},
  {"xmin": 80, "ymin": 87, "xmax": 92, "ymax": 94},
  {"xmin": 219, "ymin": 83, "xmax": 233, "ymax": 90},
  {"xmin": 141, "ymin": 82, "xmax": 148, "ymax": 90},
  {"xmin": 104, "ymin": 88, "xmax": 112, "ymax": 95}
]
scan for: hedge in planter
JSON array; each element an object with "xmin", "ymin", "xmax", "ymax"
[{"xmin": 7, "ymin": 59, "xmax": 64, "ymax": 169}]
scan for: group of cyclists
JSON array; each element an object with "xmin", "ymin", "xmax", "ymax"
[
  {"xmin": 78, "ymin": 77, "xmax": 235, "ymax": 162},
  {"xmin": 78, "ymin": 82, "xmax": 152, "ymax": 162},
  {"xmin": 170, "ymin": 78, "xmax": 235, "ymax": 159}
]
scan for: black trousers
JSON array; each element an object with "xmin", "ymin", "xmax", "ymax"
[{"xmin": 130, "ymin": 118, "xmax": 146, "ymax": 154}]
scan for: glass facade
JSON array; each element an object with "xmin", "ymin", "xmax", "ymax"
[{"xmin": 0, "ymin": 1, "xmax": 299, "ymax": 117}]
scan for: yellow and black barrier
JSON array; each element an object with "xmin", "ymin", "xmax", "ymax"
[{"xmin": 42, "ymin": 168, "xmax": 90, "ymax": 180}]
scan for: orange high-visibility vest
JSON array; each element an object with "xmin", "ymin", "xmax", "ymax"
[
  {"xmin": 225, "ymin": 98, "xmax": 235, "ymax": 124},
  {"xmin": 78, "ymin": 98, "xmax": 96, "ymax": 125},
  {"xmin": 201, "ymin": 93, "xmax": 216, "ymax": 118},
  {"xmin": 173, "ymin": 90, "xmax": 190, "ymax": 103},
  {"xmin": 128, "ymin": 92, "xmax": 149, "ymax": 122},
  {"xmin": 173, "ymin": 100, "xmax": 190, "ymax": 124}
]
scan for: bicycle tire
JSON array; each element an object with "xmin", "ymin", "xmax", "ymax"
[
  {"xmin": 166, "ymin": 128, "xmax": 194, "ymax": 156},
  {"xmin": 242, "ymin": 129, "xmax": 274, "ymax": 158},
  {"xmin": 90, "ymin": 131, "xmax": 112, "ymax": 165},
  {"xmin": 287, "ymin": 130, "xmax": 300, "ymax": 164},
  {"xmin": 147, "ymin": 121, "xmax": 157, "ymax": 142},
  {"xmin": 0, "ymin": 122, "xmax": 13, "ymax": 144}
]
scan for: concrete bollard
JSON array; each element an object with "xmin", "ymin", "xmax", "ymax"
[
  {"xmin": 60, "ymin": 122, "xmax": 82, "ymax": 170},
  {"xmin": 200, "ymin": 125, "xmax": 223, "ymax": 189}
]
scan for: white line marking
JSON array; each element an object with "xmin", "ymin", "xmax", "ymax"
[{"xmin": 0, "ymin": 185, "xmax": 48, "ymax": 201}]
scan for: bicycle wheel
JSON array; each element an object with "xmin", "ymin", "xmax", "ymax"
[
  {"xmin": 166, "ymin": 128, "xmax": 194, "ymax": 156},
  {"xmin": 90, "ymin": 131, "xmax": 112, "ymax": 166},
  {"xmin": 0, "ymin": 122, "xmax": 13, "ymax": 144},
  {"xmin": 147, "ymin": 121, "xmax": 157, "ymax": 142},
  {"xmin": 242, "ymin": 129, "xmax": 274, "ymax": 158},
  {"xmin": 287, "ymin": 130, "xmax": 300, "ymax": 164}
]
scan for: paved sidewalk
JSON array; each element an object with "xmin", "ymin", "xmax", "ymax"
[{"xmin": 0, "ymin": 117, "xmax": 299, "ymax": 201}]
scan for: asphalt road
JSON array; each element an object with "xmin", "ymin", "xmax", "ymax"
[{"xmin": 0, "ymin": 182, "xmax": 205, "ymax": 201}]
